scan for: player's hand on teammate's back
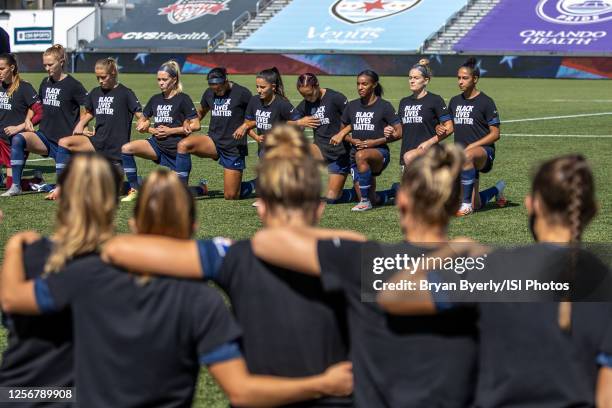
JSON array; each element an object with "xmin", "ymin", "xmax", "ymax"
[{"xmin": 321, "ymin": 362, "xmax": 353, "ymax": 397}]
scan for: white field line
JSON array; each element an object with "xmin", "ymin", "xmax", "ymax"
[{"xmin": 504, "ymin": 112, "xmax": 612, "ymax": 123}]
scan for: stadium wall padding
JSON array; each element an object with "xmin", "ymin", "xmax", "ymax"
[{"xmin": 15, "ymin": 52, "xmax": 612, "ymax": 79}]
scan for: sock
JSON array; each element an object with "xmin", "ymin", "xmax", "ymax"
[
  {"xmin": 10, "ymin": 133, "xmax": 27, "ymax": 188},
  {"xmin": 377, "ymin": 188, "xmax": 396, "ymax": 205},
  {"xmin": 461, "ymin": 168, "xmax": 476, "ymax": 205},
  {"xmin": 121, "ymin": 153, "xmax": 140, "ymax": 190},
  {"xmin": 358, "ymin": 169, "xmax": 372, "ymax": 201},
  {"xmin": 478, "ymin": 186, "xmax": 499, "ymax": 206},
  {"xmin": 55, "ymin": 145, "xmax": 71, "ymax": 179},
  {"xmin": 327, "ymin": 188, "xmax": 356, "ymax": 204},
  {"xmin": 175, "ymin": 152, "xmax": 191, "ymax": 184},
  {"xmin": 239, "ymin": 179, "xmax": 256, "ymax": 198}
]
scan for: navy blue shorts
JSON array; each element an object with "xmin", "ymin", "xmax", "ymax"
[
  {"xmin": 147, "ymin": 137, "xmax": 177, "ymax": 171},
  {"xmin": 217, "ymin": 150, "xmax": 246, "ymax": 171},
  {"xmin": 350, "ymin": 147, "xmax": 390, "ymax": 179},
  {"xmin": 476, "ymin": 146, "xmax": 495, "ymax": 179},
  {"xmin": 327, "ymin": 155, "xmax": 350, "ymax": 175},
  {"xmin": 35, "ymin": 131, "xmax": 59, "ymax": 161}
]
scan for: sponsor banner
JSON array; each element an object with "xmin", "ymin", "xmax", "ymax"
[
  {"xmin": 239, "ymin": 0, "xmax": 467, "ymax": 52},
  {"xmin": 454, "ymin": 0, "xmax": 612, "ymax": 53},
  {"xmin": 16, "ymin": 52, "xmax": 610, "ymax": 79},
  {"xmin": 89, "ymin": 0, "xmax": 255, "ymax": 49},
  {"xmin": 14, "ymin": 27, "xmax": 53, "ymax": 45}
]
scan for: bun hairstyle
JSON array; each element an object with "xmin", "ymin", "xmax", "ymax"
[
  {"xmin": 45, "ymin": 153, "xmax": 122, "ymax": 274},
  {"xmin": 257, "ymin": 125, "xmax": 320, "ymax": 223},
  {"xmin": 158, "ymin": 60, "xmax": 183, "ymax": 93},
  {"xmin": 532, "ymin": 155, "xmax": 597, "ymax": 243},
  {"xmin": 43, "ymin": 44, "xmax": 67, "ymax": 68},
  {"xmin": 296, "ymin": 72, "xmax": 319, "ymax": 89},
  {"xmin": 357, "ymin": 70, "xmax": 383, "ymax": 97},
  {"xmin": 0, "ymin": 53, "xmax": 21, "ymax": 97},
  {"xmin": 95, "ymin": 57, "xmax": 119, "ymax": 79},
  {"xmin": 257, "ymin": 67, "xmax": 286, "ymax": 98},
  {"xmin": 460, "ymin": 57, "xmax": 480, "ymax": 78},
  {"xmin": 411, "ymin": 58, "xmax": 432, "ymax": 79},
  {"xmin": 400, "ymin": 144, "xmax": 464, "ymax": 225},
  {"xmin": 134, "ymin": 168, "xmax": 195, "ymax": 240}
]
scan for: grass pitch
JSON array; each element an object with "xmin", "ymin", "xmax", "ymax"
[{"xmin": 1, "ymin": 74, "xmax": 611, "ymax": 406}]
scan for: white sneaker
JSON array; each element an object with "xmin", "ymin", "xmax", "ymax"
[
  {"xmin": 252, "ymin": 200, "xmax": 261, "ymax": 207},
  {"xmin": 1, "ymin": 184, "xmax": 22, "ymax": 197},
  {"xmin": 351, "ymin": 199, "xmax": 373, "ymax": 212},
  {"xmin": 456, "ymin": 203, "xmax": 473, "ymax": 217}
]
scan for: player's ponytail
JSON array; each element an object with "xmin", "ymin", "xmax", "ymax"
[
  {"xmin": 257, "ymin": 125, "xmax": 320, "ymax": 224},
  {"xmin": 159, "ymin": 60, "xmax": 183, "ymax": 93},
  {"xmin": 133, "ymin": 168, "xmax": 195, "ymax": 239},
  {"xmin": 460, "ymin": 57, "xmax": 480, "ymax": 78},
  {"xmin": 43, "ymin": 44, "xmax": 67, "ymax": 69},
  {"xmin": 0, "ymin": 53, "xmax": 21, "ymax": 97},
  {"xmin": 357, "ymin": 70, "xmax": 383, "ymax": 97},
  {"xmin": 95, "ymin": 57, "xmax": 119, "ymax": 79},
  {"xmin": 400, "ymin": 144, "xmax": 464, "ymax": 226},
  {"xmin": 257, "ymin": 67, "xmax": 285, "ymax": 98},
  {"xmin": 411, "ymin": 58, "xmax": 432, "ymax": 79},
  {"xmin": 532, "ymin": 155, "xmax": 596, "ymax": 243},
  {"xmin": 45, "ymin": 153, "xmax": 121, "ymax": 274}
]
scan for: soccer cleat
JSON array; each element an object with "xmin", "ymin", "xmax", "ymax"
[
  {"xmin": 456, "ymin": 203, "xmax": 474, "ymax": 217},
  {"xmin": 251, "ymin": 200, "xmax": 261, "ymax": 208},
  {"xmin": 1, "ymin": 184, "xmax": 22, "ymax": 197},
  {"xmin": 495, "ymin": 180, "xmax": 507, "ymax": 207},
  {"xmin": 121, "ymin": 188, "xmax": 138, "ymax": 202},
  {"xmin": 351, "ymin": 199, "xmax": 373, "ymax": 212}
]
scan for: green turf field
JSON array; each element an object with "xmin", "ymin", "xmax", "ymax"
[{"xmin": 1, "ymin": 74, "xmax": 611, "ymax": 406}]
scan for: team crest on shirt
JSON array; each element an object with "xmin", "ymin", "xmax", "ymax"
[
  {"xmin": 330, "ymin": 0, "xmax": 421, "ymax": 24},
  {"xmin": 158, "ymin": 0, "xmax": 230, "ymax": 24},
  {"xmin": 536, "ymin": 0, "xmax": 612, "ymax": 24}
]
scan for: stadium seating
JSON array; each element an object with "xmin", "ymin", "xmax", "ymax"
[{"xmin": 237, "ymin": 0, "xmax": 468, "ymax": 52}]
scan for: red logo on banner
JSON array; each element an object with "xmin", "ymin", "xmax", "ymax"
[
  {"xmin": 159, "ymin": 0, "xmax": 230, "ymax": 24},
  {"xmin": 331, "ymin": 0, "xmax": 421, "ymax": 24},
  {"xmin": 107, "ymin": 32, "xmax": 124, "ymax": 39}
]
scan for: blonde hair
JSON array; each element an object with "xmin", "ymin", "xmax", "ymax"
[
  {"xmin": 0, "ymin": 53, "xmax": 21, "ymax": 97},
  {"xmin": 258, "ymin": 126, "xmax": 321, "ymax": 223},
  {"xmin": 133, "ymin": 169, "xmax": 194, "ymax": 239},
  {"xmin": 43, "ymin": 44, "xmax": 66, "ymax": 68},
  {"xmin": 45, "ymin": 153, "xmax": 121, "ymax": 273},
  {"xmin": 95, "ymin": 57, "xmax": 119, "ymax": 79},
  {"xmin": 158, "ymin": 60, "xmax": 183, "ymax": 93},
  {"xmin": 400, "ymin": 144, "xmax": 464, "ymax": 225}
]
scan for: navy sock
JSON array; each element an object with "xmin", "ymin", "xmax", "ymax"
[
  {"xmin": 10, "ymin": 133, "xmax": 27, "ymax": 188},
  {"xmin": 121, "ymin": 153, "xmax": 140, "ymax": 190},
  {"xmin": 55, "ymin": 145, "xmax": 71, "ymax": 179},
  {"xmin": 479, "ymin": 186, "xmax": 499, "ymax": 206},
  {"xmin": 327, "ymin": 188, "xmax": 356, "ymax": 204},
  {"xmin": 461, "ymin": 168, "xmax": 476, "ymax": 204},
  {"xmin": 358, "ymin": 169, "xmax": 372, "ymax": 201},
  {"xmin": 175, "ymin": 152, "xmax": 191, "ymax": 184},
  {"xmin": 239, "ymin": 179, "xmax": 256, "ymax": 198},
  {"xmin": 377, "ymin": 188, "xmax": 396, "ymax": 205}
]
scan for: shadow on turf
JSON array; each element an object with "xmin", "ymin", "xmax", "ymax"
[{"xmin": 477, "ymin": 201, "xmax": 520, "ymax": 213}]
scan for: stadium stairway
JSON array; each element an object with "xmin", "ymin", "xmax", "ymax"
[
  {"xmin": 423, "ymin": 0, "xmax": 500, "ymax": 54},
  {"xmin": 216, "ymin": 0, "xmax": 292, "ymax": 52}
]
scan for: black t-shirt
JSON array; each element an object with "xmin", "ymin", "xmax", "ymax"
[
  {"xmin": 34, "ymin": 254, "xmax": 242, "ymax": 408},
  {"xmin": 209, "ymin": 240, "xmax": 352, "ymax": 408},
  {"xmin": 0, "ymin": 81, "xmax": 38, "ymax": 143},
  {"xmin": 317, "ymin": 239, "xmax": 477, "ymax": 408},
  {"xmin": 448, "ymin": 92, "xmax": 500, "ymax": 149},
  {"xmin": 398, "ymin": 92, "xmax": 451, "ymax": 162},
  {"xmin": 143, "ymin": 93, "xmax": 197, "ymax": 157},
  {"xmin": 84, "ymin": 84, "xmax": 142, "ymax": 162},
  {"xmin": 245, "ymin": 95, "xmax": 298, "ymax": 135},
  {"xmin": 470, "ymin": 245, "xmax": 612, "ymax": 408},
  {"xmin": 295, "ymin": 89, "xmax": 349, "ymax": 162},
  {"xmin": 0, "ymin": 238, "xmax": 73, "ymax": 408},
  {"xmin": 200, "ymin": 82, "xmax": 252, "ymax": 157},
  {"xmin": 39, "ymin": 75, "xmax": 88, "ymax": 144},
  {"xmin": 341, "ymin": 98, "xmax": 400, "ymax": 157}
]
